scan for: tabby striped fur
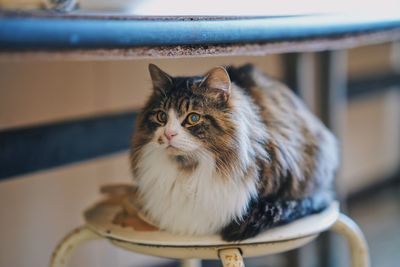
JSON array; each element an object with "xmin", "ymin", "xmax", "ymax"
[{"xmin": 130, "ymin": 64, "xmax": 338, "ymax": 241}]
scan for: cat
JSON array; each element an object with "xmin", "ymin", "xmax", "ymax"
[{"xmin": 130, "ymin": 63, "xmax": 339, "ymax": 241}]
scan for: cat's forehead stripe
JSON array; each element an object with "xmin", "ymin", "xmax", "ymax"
[
  {"xmin": 160, "ymin": 98, "xmax": 166, "ymax": 109},
  {"xmin": 186, "ymin": 98, "xmax": 191, "ymax": 112},
  {"xmin": 154, "ymin": 76, "xmax": 220, "ymax": 114},
  {"xmin": 177, "ymin": 97, "xmax": 188, "ymax": 115},
  {"xmin": 164, "ymin": 97, "xmax": 171, "ymax": 110}
]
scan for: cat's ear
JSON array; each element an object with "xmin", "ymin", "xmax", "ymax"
[
  {"xmin": 148, "ymin": 64, "xmax": 173, "ymax": 93},
  {"xmin": 199, "ymin": 66, "xmax": 231, "ymax": 101}
]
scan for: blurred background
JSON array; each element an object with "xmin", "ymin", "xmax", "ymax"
[{"xmin": 0, "ymin": 2, "xmax": 399, "ymax": 266}]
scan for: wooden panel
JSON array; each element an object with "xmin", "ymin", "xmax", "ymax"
[
  {"xmin": 341, "ymin": 89, "xmax": 400, "ymax": 193},
  {"xmin": 0, "ymin": 61, "xmax": 99, "ymax": 129},
  {"xmin": 348, "ymin": 43, "xmax": 393, "ymax": 77},
  {"xmin": 1, "ymin": 44, "xmax": 395, "ymax": 130},
  {"xmin": 0, "ymin": 56, "xmax": 282, "ymax": 129}
]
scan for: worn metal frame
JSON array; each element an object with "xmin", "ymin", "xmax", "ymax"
[{"xmin": 49, "ymin": 206, "xmax": 369, "ymax": 267}]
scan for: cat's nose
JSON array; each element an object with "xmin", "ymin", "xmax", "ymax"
[{"xmin": 164, "ymin": 130, "xmax": 178, "ymax": 141}]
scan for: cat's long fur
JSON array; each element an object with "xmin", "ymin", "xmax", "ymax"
[{"xmin": 130, "ymin": 64, "xmax": 339, "ymax": 241}]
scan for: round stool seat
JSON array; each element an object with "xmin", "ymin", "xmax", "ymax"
[
  {"xmin": 83, "ymin": 186, "xmax": 339, "ymax": 260},
  {"xmin": 50, "ymin": 185, "xmax": 369, "ymax": 267}
]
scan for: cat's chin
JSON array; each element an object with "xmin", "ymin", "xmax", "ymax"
[{"xmin": 165, "ymin": 145, "xmax": 185, "ymax": 156}]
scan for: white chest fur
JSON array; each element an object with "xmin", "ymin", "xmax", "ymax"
[{"xmin": 135, "ymin": 144, "xmax": 258, "ymax": 236}]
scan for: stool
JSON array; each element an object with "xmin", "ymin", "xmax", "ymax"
[{"xmin": 50, "ymin": 185, "xmax": 370, "ymax": 267}]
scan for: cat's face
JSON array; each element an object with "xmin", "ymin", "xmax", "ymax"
[{"xmin": 132, "ymin": 64, "xmax": 236, "ymax": 163}]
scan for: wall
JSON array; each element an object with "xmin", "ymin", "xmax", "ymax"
[{"xmin": 0, "ymin": 45, "xmax": 399, "ymax": 267}]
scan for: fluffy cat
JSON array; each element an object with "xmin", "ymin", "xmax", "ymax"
[{"xmin": 130, "ymin": 63, "xmax": 339, "ymax": 241}]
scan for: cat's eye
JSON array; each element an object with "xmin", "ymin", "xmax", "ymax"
[
  {"xmin": 186, "ymin": 113, "xmax": 201, "ymax": 125},
  {"xmin": 156, "ymin": 111, "xmax": 167, "ymax": 123}
]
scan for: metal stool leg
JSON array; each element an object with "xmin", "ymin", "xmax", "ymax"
[
  {"xmin": 49, "ymin": 226, "xmax": 101, "ymax": 267},
  {"xmin": 331, "ymin": 214, "xmax": 370, "ymax": 267},
  {"xmin": 219, "ymin": 248, "xmax": 245, "ymax": 267},
  {"xmin": 181, "ymin": 259, "xmax": 201, "ymax": 267}
]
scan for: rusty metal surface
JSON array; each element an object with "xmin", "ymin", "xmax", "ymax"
[
  {"xmin": 2, "ymin": 10, "xmax": 400, "ymax": 57},
  {"xmin": 1, "ymin": 28, "xmax": 400, "ymax": 61},
  {"xmin": 0, "ymin": 10, "xmax": 291, "ymax": 20}
]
